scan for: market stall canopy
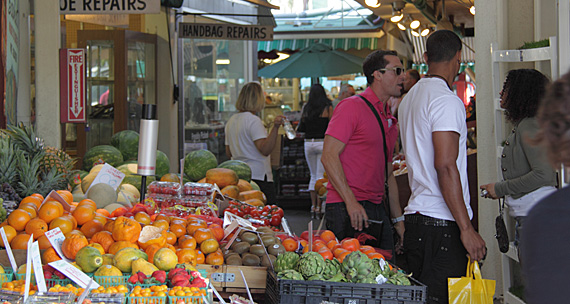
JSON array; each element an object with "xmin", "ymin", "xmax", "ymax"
[
  {"xmin": 258, "ymin": 37, "xmax": 379, "ymax": 52},
  {"xmin": 258, "ymin": 43, "xmax": 364, "ymax": 78}
]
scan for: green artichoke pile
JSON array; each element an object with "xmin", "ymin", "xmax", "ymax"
[
  {"xmin": 297, "ymin": 252, "xmax": 326, "ymax": 279},
  {"xmin": 274, "ymin": 251, "xmax": 300, "ymax": 273}
]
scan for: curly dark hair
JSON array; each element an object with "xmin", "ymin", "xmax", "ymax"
[
  {"xmin": 302, "ymin": 84, "xmax": 332, "ymax": 120},
  {"xmin": 534, "ymin": 70, "xmax": 570, "ymax": 167},
  {"xmin": 501, "ymin": 69, "xmax": 550, "ymax": 123}
]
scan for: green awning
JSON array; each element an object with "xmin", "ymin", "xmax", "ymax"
[{"xmin": 258, "ymin": 37, "xmax": 379, "ymax": 52}]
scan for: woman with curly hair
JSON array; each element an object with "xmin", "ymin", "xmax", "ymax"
[
  {"xmin": 297, "ymin": 84, "xmax": 333, "ymax": 219},
  {"xmin": 521, "ymin": 70, "xmax": 570, "ymax": 303},
  {"xmin": 480, "ymin": 69, "xmax": 557, "ymax": 248}
]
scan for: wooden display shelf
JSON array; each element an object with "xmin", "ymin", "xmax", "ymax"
[{"xmin": 196, "ymin": 264, "xmax": 268, "ymax": 291}]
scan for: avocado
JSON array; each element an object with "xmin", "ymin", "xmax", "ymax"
[
  {"xmin": 249, "ymin": 244, "xmax": 266, "ymax": 257},
  {"xmin": 242, "ymin": 253, "xmax": 261, "ymax": 266}
]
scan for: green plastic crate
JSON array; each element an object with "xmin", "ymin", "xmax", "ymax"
[
  {"xmin": 168, "ymin": 294, "xmax": 212, "ymax": 304},
  {"xmin": 45, "ymin": 278, "xmax": 74, "ymax": 288},
  {"xmin": 94, "ymin": 275, "xmax": 129, "ymax": 287},
  {"xmin": 0, "ymin": 268, "xmax": 13, "ymax": 284},
  {"xmin": 126, "ymin": 295, "xmax": 167, "ymax": 304}
]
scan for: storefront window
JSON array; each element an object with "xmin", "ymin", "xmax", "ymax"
[{"xmin": 182, "ymin": 39, "xmax": 248, "ymax": 161}]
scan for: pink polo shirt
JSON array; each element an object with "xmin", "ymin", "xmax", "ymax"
[{"xmin": 325, "ymin": 87, "xmax": 398, "ymax": 204}]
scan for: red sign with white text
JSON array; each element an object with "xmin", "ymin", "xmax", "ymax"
[{"xmin": 59, "ymin": 49, "xmax": 86, "ymax": 123}]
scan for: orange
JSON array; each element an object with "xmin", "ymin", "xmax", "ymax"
[
  {"xmin": 164, "ymin": 231, "xmax": 177, "ymax": 245},
  {"xmin": 186, "ymin": 221, "xmax": 207, "ymax": 236},
  {"xmin": 359, "ymin": 245, "xmax": 375, "ymax": 254},
  {"xmin": 134, "ymin": 212, "xmax": 151, "ymax": 225},
  {"xmin": 38, "ymin": 202, "xmax": 61, "ymax": 224},
  {"xmin": 205, "ymin": 251, "xmax": 224, "ymax": 265},
  {"xmin": 42, "ymin": 248, "xmax": 62, "ymax": 263},
  {"xmin": 155, "ymin": 214, "xmax": 170, "ymax": 223},
  {"xmin": 112, "ymin": 216, "xmax": 142, "ymax": 243},
  {"xmin": 340, "ymin": 238, "xmax": 360, "ymax": 252},
  {"xmin": 333, "ymin": 247, "xmax": 349, "ymax": 258},
  {"xmin": 49, "ymin": 217, "xmax": 74, "ymax": 235},
  {"xmin": 193, "ymin": 228, "xmax": 213, "ymax": 244},
  {"xmin": 178, "ymin": 235, "xmax": 197, "ymax": 250},
  {"xmin": 24, "ymin": 218, "xmax": 48, "ymax": 239},
  {"xmin": 61, "ymin": 234, "xmax": 89, "ymax": 259},
  {"xmin": 145, "ymin": 244, "xmax": 162, "ymax": 263},
  {"xmin": 196, "ymin": 250, "xmax": 205, "ymax": 264},
  {"xmin": 108, "ymin": 241, "xmax": 139, "ymax": 255},
  {"xmin": 62, "ymin": 215, "xmax": 78, "ymax": 229},
  {"xmin": 65, "ymin": 229, "xmax": 85, "ymax": 237},
  {"xmin": 73, "ymin": 205, "xmax": 96, "ymax": 225},
  {"xmin": 20, "ymin": 196, "xmax": 42, "ymax": 209},
  {"xmin": 104, "ymin": 220, "xmax": 114, "ymax": 232},
  {"xmin": 18, "ymin": 204, "xmax": 38, "ymax": 218},
  {"xmin": 0, "ymin": 225, "xmax": 17, "ymax": 247},
  {"xmin": 44, "ymin": 200, "xmax": 64, "ymax": 216},
  {"xmin": 282, "ymin": 238, "xmax": 299, "ymax": 252},
  {"xmin": 8, "ymin": 209, "xmax": 32, "ymax": 231},
  {"xmin": 208, "ymin": 224, "xmax": 224, "ymax": 242},
  {"xmin": 176, "ymin": 248, "xmax": 197, "ymax": 265},
  {"xmin": 326, "ymin": 240, "xmax": 339, "ymax": 250},
  {"xmin": 96, "ymin": 209, "xmax": 111, "ymax": 217},
  {"xmin": 37, "ymin": 234, "xmax": 52, "ymax": 250},
  {"xmin": 56, "ymin": 190, "xmax": 73, "ymax": 205},
  {"xmin": 80, "ymin": 219, "xmax": 104, "ymax": 238},
  {"xmin": 30, "ymin": 193, "xmax": 45, "ymax": 202},
  {"xmin": 169, "ymin": 223, "xmax": 186, "ymax": 238},
  {"xmin": 319, "ymin": 230, "xmax": 336, "ymax": 243},
  {"xmin": 11, "ymin": 233, "xmax": 32, "ymax": 250},
  {"xmin": 152, "ymin": 220, "xmax": 170, "ymax": 232},
  {"xmin": 199, "ymin": 239, "xmax": 219, "ymax": 255},
  {"xmin": 90, "ymin": 231, "xmax": 115, "ymax": 253},
  {"xmin": 160, "ymin": 173, "xmax": 181, "ymax": 183},
  {"xmin": 77, "ymin": 199, "xmax": 97, "ymax": 210},
  {"xmin": 367, "ymin": 252, "xmax": 385, "ymax": 260},
  {"xmin": 312, "ymin": 240, "xmax": 326, "ymax": 252},
  {"xmin": 93, "ymin": 215, "xmax": 108, "ymax": 225},
  {"xmin": 336, "ymin": 250, "xmax": 350, "ymax": 263},
  {"xmin": 318, "ymin": 247, "xmax": 333, "ymax": 260}
]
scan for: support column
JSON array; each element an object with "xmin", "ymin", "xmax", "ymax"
[
  {"xmin": 16, "ymin": 0, "xmax": 30, "ymax": 125},
  {"xmin": 34, "ymin": 0, "xmax": 61, "ymax": 147}
]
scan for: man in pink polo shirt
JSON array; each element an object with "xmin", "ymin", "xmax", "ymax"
[{"xmin": 321, "ymin": 50, "xmax": 405, "ymax": 256}]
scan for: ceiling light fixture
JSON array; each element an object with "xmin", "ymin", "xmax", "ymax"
[
  {"xmin": 420, "ymin": 28, "xmax": 430, "ymax": 36},
  {"xmin": 410, "ymin": 19, "xmax": 420, "ymax": 29},
  {"xmin": 411, "ymin": 30, "xmax": 420, "ymax": 37},
  {"xmin": 364, "ymin": 0, "xmax": 381, "ymax": 8},
  {"xmin": 391, "ymin": 12, "xmax": 404, "ymax": 23},
  {"xmin": 397, "ymin": 23, "xmax": 406, "ymax": 31},
  {"xmin": 470, "ymin": 6, "xmax": 475, "ymax": 15}
]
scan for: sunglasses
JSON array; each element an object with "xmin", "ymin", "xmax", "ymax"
[{"xmin": 378, "ymin": 67, "xmax": 405, "ymax": 76}]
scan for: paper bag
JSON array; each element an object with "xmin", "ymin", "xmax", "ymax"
[{"xmin": 448, "ymin": 258, "xmax": 496, "ymax": 304}]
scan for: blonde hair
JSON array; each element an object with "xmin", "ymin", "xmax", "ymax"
[{"xmin": 236, "ymin": 82, "xmax": 265, "ymax": 112}]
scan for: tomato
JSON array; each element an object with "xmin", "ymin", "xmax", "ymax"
[
  {"xmin": 263, "ymin": 219, "xmax": 270, "ymax": 226},
  {"xmin": 250, "ymin": 210, "xmax": 261, "ymax": 218},
  {"xmin": 271, "ymin": 207, "xmax": 284, "ymax": 217},
  {"xmin": 270, "ymin": 215, "xmax": 282, "ymax": 226}
]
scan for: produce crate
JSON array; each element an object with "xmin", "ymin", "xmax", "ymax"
[
  {"xmin": 0, "ymin": 267, "xmax": 13, "ymax": 283},
  {"xmin": 265, "ymin": 271, "xmax": 427, "ymax": 304},
  {"xmin": 95, "ymin": 275, "xmax": 129, "ymax": 287},
  {"xmin": 87, "ymin": 293, "xmax": 126, "ymax": 304},
  {"xmin": 168, "ymin": 294, "xmax": 213, "ymax": 304},
  {"xmin": 126, "ymin": 295, "xmax": 168, "ymax": 304},
  {"xmin": 45, "ymin": 278, "xmax": 74, "ymax": 288},
  {"xmin": 196, "ymin": 265, "xmax": 267, "ymax": 292}
]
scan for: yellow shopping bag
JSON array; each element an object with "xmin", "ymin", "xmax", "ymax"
[{"xmin": 448, "ymin": 257, "xmax": 496, "ymax": 304}]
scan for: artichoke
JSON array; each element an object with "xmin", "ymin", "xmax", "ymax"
[
  {"xmin": 341, "ymin": 251, "xmax": 375, "ymax": 283},
  {"xmin": 387, "ymin": 272, "xmax": 412, "ymax": 286},
  {"xmin": 274, "ymin": 252, "xmax": 300, "ymax": 273},
  {"xmin": 322, "ymin": 258, "xmax": 341, "ymax": 280},
  {"xmin": 358, "ymin": 277, "xmax": 378, "ymax": 284},
  {"xmin": 326, "ymin": 272, "xmax": 346, "ymax": 282},
  {"xmin": 277, "ymin": 269, "xmax": 304, "ymax": 281},
  {"xmin": 297, "ymin": 252, "xmax": 326, "ymax": 279},
  {"xmin": 307, "ymin": 274, "xmax": 325, "ymax": 281}
]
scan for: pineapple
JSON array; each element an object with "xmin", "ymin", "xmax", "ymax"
[{"xmin": 41, "ymin": 146, "xmax": 74, "ymax": 176}]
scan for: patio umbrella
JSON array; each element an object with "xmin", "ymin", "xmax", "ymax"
[{"xmin": 258, "ymin": 43, "xmax": 364, "ymax": 78}]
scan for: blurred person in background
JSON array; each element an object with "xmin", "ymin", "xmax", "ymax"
[
  {"xmin": 521, "ymin": 70, "xmax": 570, "ymax": 304},
  {"xmin": 480, "ymin": 69, "xmax": 556, "ymax": 253},
  {"xmin": 297, "ymin": 84, "xmax": 333, "ymax": 219},
  {"xmin": 332, "ymin": 84, "xmax": 355, "ymax": 108},
  {"xmin": 225, "ymin": 82, "xmax": 284, "ymax": 205}
]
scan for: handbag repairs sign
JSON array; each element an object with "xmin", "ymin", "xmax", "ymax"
[
  {"xmin": 179, "ymin": 23, "xmax": 273, "ymax": 41},
  {"xmin": 60, "ymin": 0, "xmax": 160, "ymax": 15},
  {"xmin": 59, "ymin": 48, "xmax": 86, "ymax": 123}
]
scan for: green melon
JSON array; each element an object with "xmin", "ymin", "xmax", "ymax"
[
  {"xmin": 184, "ymin": 150, "xmax": 218, "ymax": 182},
  {"xmin": 121, "ymin": 175, "xmax": 156, "ymax": 190},
  {"xmin": 83, "ymin": 145, "xmax": 124, "ymax": 171},
  {"xmin": 156, "ymin": 150, "xmax": 170, "ymax": 178},
  {"xmin": 111, "ymin": 130, "xmax": 140, "ymax": 161},
  {"xmin": 250, "ymin": 180, "xmax": 261, "ymax": 191},
  {"xmin": 218, "ymin": 160, "xmax": 252, "ymax": 182},
  {"xmin": 117, "ymin": 163, "xmax": 138, "ymax": 175}
]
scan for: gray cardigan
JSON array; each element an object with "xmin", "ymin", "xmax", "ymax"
[{"xmin": 495, "ymin": 117, "xmax": 557, "ymax": 199}]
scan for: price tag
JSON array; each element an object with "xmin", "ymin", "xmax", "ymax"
[
  {"xmin": 31, "ymin": 241, "xmax": 47, "ymax": 292},
  {"xmin": 23, "ymin": 234, "xmax": 34, "ymax": 302},
  {"xmin": 86, "ymin": 163, "xmax": 126, "ymax": 195},
  {"xmin": 0, "ymin": 227, "xmax": 18, "ymax": 271},
  {"xmin": 43, "ymin": 190, "xmax": 71, "ymax": 211},
  {"xmin": 45, "ymin": 228, "xmax": 72, "ymax": 263},
  {"xmin": 49, "ymin": 260, "xmax": 100, "ymax": 289}
]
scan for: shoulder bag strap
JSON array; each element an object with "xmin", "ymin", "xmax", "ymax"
[{"xmin": 357, "ymin": 95, "xmax": 391, "ymax": 217}]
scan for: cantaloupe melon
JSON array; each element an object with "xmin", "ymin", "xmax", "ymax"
[{"xmin": 87, "ymin": 183, "xmax": 118, "ymax": 208}]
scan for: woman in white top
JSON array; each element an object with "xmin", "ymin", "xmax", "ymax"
[{"xmin": 225, "ymin": 82, "xmax": 284, "ymax": 204}]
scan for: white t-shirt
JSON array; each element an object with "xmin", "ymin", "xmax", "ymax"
[
  {"xmin": 398, "ymin": 77, "xmax": 472, "ymax": 221},
  {"xmin": 225, "ymin": 112, "xmax": 273, "ymax": 182}
]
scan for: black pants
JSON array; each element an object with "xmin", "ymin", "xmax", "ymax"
[
  {"xmin": 325, "ymin": 201, "xmax": 394, "ymax": 259},
  {"xmin": 252, "ymin": 178, "xmax": 277, "ymax": 206},
  {"xmin": 404, "ymin": 214, "xmax": 468, "ymax": 304}
]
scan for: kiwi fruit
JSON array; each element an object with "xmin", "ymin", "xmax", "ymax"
[
  {"xmin": 260, "ymin": 235, "xmax": 276, "ymax": 247},
  {"xmin": 232, "ymin": 241, "xmax": 251, "ymax": 254},
  {"xmin": 267, "ymin": 243, "xmax": 286, "ymax": 256},
  {"xmin": 242, "ymin": 253, "xmax": 261, "ymax": 266},
  {"xmin": 226, "ymin": 255, "xmax": 242, "ymax": 265},
  {"xmin": 261, "ymin": 254, "xmax": 277, "ymax": 267},
  {"xmin": 257, "ymin": 227, "xmax": 274, "ymax": 235},
  {"xmin": 249, "ymin": 244, "xmax": 266, "ymax": 257},
  {"xmin": 224, "ymin": 251, "xmax": 240, "ymax": 259},
  {"xmin": 241, "ymin": 232, "xmax": 259, "ymax": 245}
]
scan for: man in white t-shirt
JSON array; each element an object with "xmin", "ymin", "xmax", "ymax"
[{"xmin": 398, "ymin": 30, "xmax": 486, "ymax": 304}]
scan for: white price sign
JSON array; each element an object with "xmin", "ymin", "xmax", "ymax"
[
  {"xmin": 86, "ymin": 163, "xmax": 125, "ymax": 195},
  {"xmin": 49, "ymin": 260, "xmax": 100, "ymax": 289},
  {"xmin": 45, "ymin": 228, "xmax": 72, "ymax": 263},
  {"xmin": 31, "ymin": 241, "xmax": 47, "ymax": 292},
  {"xmin": 0, "ymin": 227, "xmax": 18, "ymax": 271}
]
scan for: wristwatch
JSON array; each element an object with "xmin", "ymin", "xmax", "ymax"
[{"xmin": 391, "ymin": 215, "xmax": 405, "ymax": 224}]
